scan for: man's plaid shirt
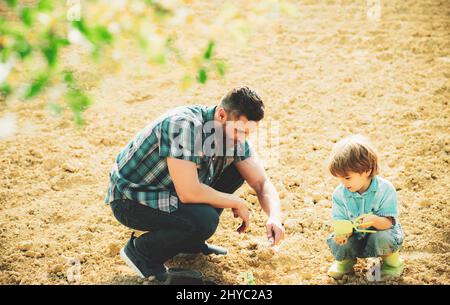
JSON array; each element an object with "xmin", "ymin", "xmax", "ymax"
[{"xmin": 104, "ymin": 105, "xmax": 252, "ymax": 213}]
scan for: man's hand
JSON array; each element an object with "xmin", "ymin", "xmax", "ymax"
[
  {"xmin": 266, "ymin": 216, "xmax": 285, "ymax": 246},
  {"xmin": 234, "ymin": 157, "xmax": 284, "ymax": 246},
  {"xmin": 334, "ymin": 233, "xmax": 351, "ymax": 245},
  {"xmin": 232, "ymin": 202, "xmax": 250, "ymax": 234}
]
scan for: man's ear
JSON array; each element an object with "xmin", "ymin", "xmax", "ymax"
[{"xmin": 216, "ymin": 107, "xmax": 228, "ymax": 123}]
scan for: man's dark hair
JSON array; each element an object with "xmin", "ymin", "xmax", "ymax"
[{"xmin": 220, "ymin": 86, "xmax": 265, "ymax": 121}]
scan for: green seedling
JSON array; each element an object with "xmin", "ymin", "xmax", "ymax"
[{"xmin": 244, "ymin": 272, "xmax": 256, "ymax": 285}]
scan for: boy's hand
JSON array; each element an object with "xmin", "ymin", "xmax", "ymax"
[
  {"xmin": 357, "ymin": 214, "xmax": 379, "ymax": 228},
  {"xmin": 334, "ymin": 233, "xmax": 351, "ymax": 245},
  {"xmin": 357, "ymin": 214, "xmax": 394, "ymax": 230}
]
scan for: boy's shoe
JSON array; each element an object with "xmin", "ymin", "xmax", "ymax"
[
  {"xmin": 381, "ymin": 258, "xmax": 404, "ymax": 278},
  {"xmin": 327, "ymin": 258, "xmax": 357, "ymax": 280},
  {"xmin": 120, "ymin": 234, "xmax": 168, "ymax": 282}
]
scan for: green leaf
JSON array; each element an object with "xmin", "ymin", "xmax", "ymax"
[
  {"xmin": 138, "ymin": 36, "xmax": 148, "ymax": 50},
  {"xmin": 65, "ymin": 89, "xmax": 92, "ymax": 126},
  {"xmin": 0, "ymin": 82, "xmax": 12, "ymax": 96},
  {"xmin": 0, "ymin": 47, "xmax": 12, "ymax": 62},
  {"xmin": 13, "ymin": 36, "xmax": 32, "ymax": 59},
  {"xmin": 49, "ymin": 102, "xmax": 62, "ymax": 115},
  {"xmin": 216, "ymin": 61, "xmax": 226, "ymax": 77},
  {"xmin": 38, "ymin": 0, "xmax": 53, "ymax": 11},
  {"xmin": 24, "ymin": 73, "xmax": 50, "ymax": 100},
  {"xmin": 197, "ymin": 68, "xmax": 207, "ymax": 84},
  {"xmin": 203, "ymin": 41, "xmax": 214, "ymax": 60},
  {"xmin": 63, "ymin": 71, "xmax": 74, "ymax": 84},
  {"xmin": 72, "ymin": 21, "xmax": 112, "ymax": 57},
  {"xmin": 65, "ymin": 88, "xmax": 92, "ymax": 113},
  {"xmin": 90, "ymin": 46, "xmax": 101, "ymax": 61},
  {"xmin": 71, "ymin": 20, "xmax": 89, "ymax": 37},
  {"xmin": 41, "ymin": 32, "xmax": 70, "ymax": 67},
  {"xmin": 72, "ymin": 111, "xmax": 85, "ymax": 126},
  {"xmin": 20, "ymin": 7, "xmax": 34, "ymax": 27},
  {"xmin": 153, "ymin": 53, "xmax": 166, "ymax": 65},
  {"xmin": 42, "ymin": 45, "xmax": 57, "ymax": 67},
  {"xmin": 245, "ymin": 272, "xmax": 256, "ymax": 285},
  {"xmin": 5, "ymin": 0, "xmax": 17, "ymax": 8},
  {"xmin": 93, "ymin": 26, "xmax": 113, "ymax": 44}
]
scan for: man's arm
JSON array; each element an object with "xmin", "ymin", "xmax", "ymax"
[
  {"xmin": 235, "ymin": 156, "xmax": 285, "ymax": 245},
  {"xmin": 167, "ymin": 157, "xmax": 250, "ymax": 231}
]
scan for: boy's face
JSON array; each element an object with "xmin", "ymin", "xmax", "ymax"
[{"xmin": 336, "ymin": 171, "xmax": 372, "ymax": 193}]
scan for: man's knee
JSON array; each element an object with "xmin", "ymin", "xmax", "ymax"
[
  {"xmin": 181, "ymin": 204, "xmax": 220, "ymax": 240},
  {"xmin": 196, "ymin": 207, "xmax": 220, "ymax": 240}
]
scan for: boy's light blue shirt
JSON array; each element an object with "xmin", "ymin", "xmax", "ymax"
[{"xmin": 331, "ymin": 176, "xmax": 399, "ymax": 222}]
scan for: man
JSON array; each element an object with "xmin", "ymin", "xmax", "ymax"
[{"xmin": 105, "ymin": 86, "xmax": 284, "ymax": 281}]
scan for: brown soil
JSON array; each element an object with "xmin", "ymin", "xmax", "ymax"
[{"xmin": 0, "ymin": 0, "xmax": 449, "ymax": 284}]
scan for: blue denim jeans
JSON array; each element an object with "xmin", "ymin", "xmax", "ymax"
[{"xmin": 327, "ymin": 223, "xmax": 404, "ymax": 260}]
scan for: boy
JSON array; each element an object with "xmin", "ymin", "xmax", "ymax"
[{"xmin": 326, "ymin": 135, "xmax": 404, "ymax": 280}]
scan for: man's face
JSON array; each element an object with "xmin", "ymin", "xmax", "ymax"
[
  {"xmin": 224, "ymin": 116, "xmax": 256, "ymax": 146},
  {"xmin": 215, "ymin": 107, "xmax": 257, "ymax": 146},
  {"xmin": 336, "ymin": 171, "xmax": 372, "ymax": 193}
]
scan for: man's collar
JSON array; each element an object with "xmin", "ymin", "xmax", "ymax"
[{"xmin": 203, "ymin": 105, "xmax": 217, "ymax": 123}]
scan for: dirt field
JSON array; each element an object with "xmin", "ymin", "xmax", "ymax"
[{"xmin": 0, "ymin": 0, "xmax": 449, "ymax": 284}]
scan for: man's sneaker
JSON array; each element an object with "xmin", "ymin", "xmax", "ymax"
[
  {"xmin": 327, "ymin": 258, "xmax": 357, "ymax": 280},
  {"xmin": 176, "ymin": 242, "xmax": 228, "ymax": 258},
  {"xmin": 120, "ymin": 233, "xmax": 168, "ymax": 281},
  {"xmin": 381, "ymin": 258, "xmax": 404, "ymax": 279},
  {"xmin": 164, "ymin": 268, "xmax": 218, "ymax": 285},
  {"xmin": 165, "ymin": 268, "xmax": 204, "ymax": 285}
]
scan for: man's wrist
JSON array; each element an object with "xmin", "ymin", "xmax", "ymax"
[
  {"xmin": 232, "ymin": 198, "xmax": 244, "ymax": 210},
  {"xmin": 268, "ymin": 214, "xmax": 282, "ymax": 223}
]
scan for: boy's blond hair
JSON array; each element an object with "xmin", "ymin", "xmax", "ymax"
[{"xmin": 328, "ymin": 135, "xmax": 379, "ymax": 178}]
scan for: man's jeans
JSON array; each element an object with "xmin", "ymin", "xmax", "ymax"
[{"xmin": 109, "ymin": 163, "xmax": 244, "ymax": 264}]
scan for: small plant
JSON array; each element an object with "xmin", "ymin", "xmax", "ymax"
[{"xmin": 244, "ymin": 271, "xmax": 256, "ymax": 285}]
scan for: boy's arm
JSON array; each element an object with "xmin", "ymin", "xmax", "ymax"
[
  {"xmin": 331, "ymin": 192, "xmax": 349, "ymax": 221},
  {"xmin": 360, "ymin": 182, "xmax": 398, "ymax": 230},
  {"xmin": 359, "ymin": 215, "xmax": 393, "ymax": 230},
  {"xmin": 331, "ymin": 192, "xmax": 353, "ymax": 244}
]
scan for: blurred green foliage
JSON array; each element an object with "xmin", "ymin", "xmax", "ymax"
[{"xmin": 0, "ymin": 0, "xmax": 225, "ymax": 125}]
